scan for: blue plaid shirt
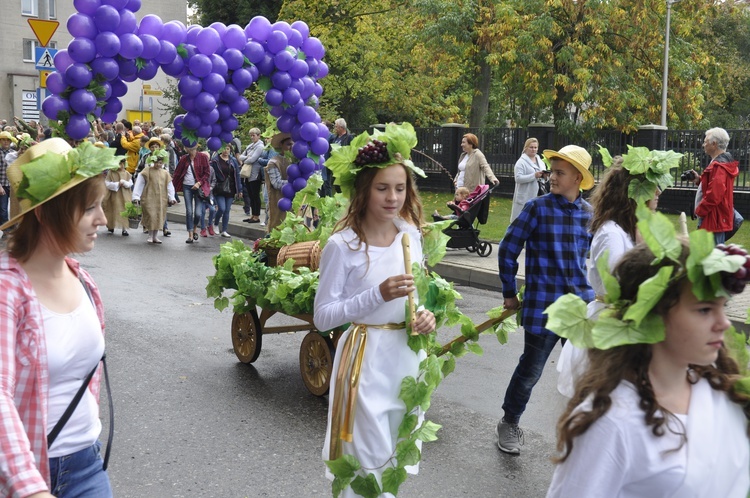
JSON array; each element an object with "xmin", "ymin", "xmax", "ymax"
[{"xmin": 498, "ymin": 193, "xmax": 594, "ymax": 335}]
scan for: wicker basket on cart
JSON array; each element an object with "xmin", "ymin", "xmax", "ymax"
[{"xmin": 277, "ymin": 240, "xmax": 321, "ymax": 271}]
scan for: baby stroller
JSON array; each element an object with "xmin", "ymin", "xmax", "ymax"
[{"xmin": 433, "ymin": 184, "xmax": 496, "ymax": 257}]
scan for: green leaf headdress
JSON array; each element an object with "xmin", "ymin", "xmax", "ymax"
[
  {"xmin": 1, "ymin": 138, "xmax": 123, "ymax": 230},
  {"xmin": 544, "ymin": 206, "xmax": 749, "ymax": 350},
  {"xmin": 598, "ymin": 145, "xmax": 681, "ymax": 205},
  {"xmin": 325, "ymin": 122, "xmax": 426, "ymax": 199},
  {"xmin": 146, "ymin": 148, "xmax": 169, "ymax": 165}
]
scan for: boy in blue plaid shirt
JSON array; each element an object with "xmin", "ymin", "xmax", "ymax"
[{"xmin": 495, "ymin": 145, "xmax": 596, "ymax": 455}]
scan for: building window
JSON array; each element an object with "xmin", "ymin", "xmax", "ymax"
[
  {"xmin": 21, "ymin": 0, "xmax": 37, "ymax": 17},
  {"xmin": 49, "ymin": 0, "xmax": 56, "ymax": 19},
  {"xmin": 23, "ymin": 39, "xmax": 57, "ymax": 63}
]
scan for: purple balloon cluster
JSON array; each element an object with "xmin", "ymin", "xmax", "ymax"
[{"xmin": 43, "ymin": 3, "xmax": 328, "ymax": 211}]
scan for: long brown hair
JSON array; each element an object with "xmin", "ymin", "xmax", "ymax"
[
  {"xmin": 334, "ymin": 163, "xmax": 424, "ymax": 250},
  {"xmin": 588, "ymin": 157, "xmax": 641, "ymax": 241},
  {"xmin": 8, "ymin": 176, "xmax": 106, "ymax": 262},
  {"xmin": 555, "ymin": 242, "xmax": 750, "ymax": 463}
]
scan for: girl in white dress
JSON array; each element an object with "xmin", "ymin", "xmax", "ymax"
[
  {"xmin": 547, "ymin": 238, "xmax": 750, "ymax": 497},
  {"xmin": 315, "ymin": 130, "xmax": 436, "ymax": 496}
]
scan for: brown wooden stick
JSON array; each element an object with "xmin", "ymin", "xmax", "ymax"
[
  {"xmin": 438, "ymin": 308, "xmax": 517, "ymax": 356},
  {"xmin": 401, "ymin": 233, "xmax": 418, "ymax": 336}
]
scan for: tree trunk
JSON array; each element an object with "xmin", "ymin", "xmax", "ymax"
[{"xmin": 468, "ymin": 50, "xmax": 492, "ymax": 128}]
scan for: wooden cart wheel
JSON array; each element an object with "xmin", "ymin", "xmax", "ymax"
[
  {"xmin": 231, "ymin": 310, "xmax": 262, "ymax": 364},
  {"xmin": 299, "ymin": 332, "xmax": 335, "ymax": 396}
]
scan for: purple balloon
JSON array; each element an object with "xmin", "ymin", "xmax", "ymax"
[
  {"xmin": 183, "ymin": 112, "xmax": 201, "ymax": 130},
  {"xmin": 100, "ymin": 81, "xmax": 112, "ymax": 100},
  {"xmin": 317, "ymin": 61, "xmax": 329, "ymax": 79},
  {"xmin": 103, "ymin": 97, "xmax": 122, "ymax": 114},
  {"xmin": 120, "ymin": 71, "xmax": 137, "ymax": 82},
  {"xmin": 162, "ymin": 20, "xmax": 187, "ymax": 46},
  {"xmin": 306, "ymin": 58, "xmax": 319, "ymax": 77},
  {"xmin": 119, "ymin": 33, "xmax": 143, "ymax": 59},
  {"xmin": 301, "ymin": 77, "xmax": 315, "ymax": 99},
  {"xmin": 245, "ymin": 16, "xmax": 272, "ymax": 42},
  {"xmin": 292, "ymin": 141, "xmax": 309, "ymax": 159},
  {"xmin": 94, "ymin": 5, "xmax": 120, "ymax": 32},
  {"xmin": 229, "ymin": 97, "xmax": 249, "ymax": 115},
  {"xmin": 289, "ymin": 59, "xmax": 309, "ymax": 80},
  {"xmin": 207, "ymin": 137, "xmax": 222, "ymax": 151},
  {"xmin": 194, "ymin": 92, "xmax": 217, "ymax": 114},
  {"xmin": 197, "ymin": 124, "xmax": 212, "ymax": 139},
  {"xmin": 274, "ymin": 50, "xmax": 295, "ymax": 72},
  {"xmin": 110, "ymin": 78, "xmax": 127, "ymax": 97},
  {"xmin": 299, "ymin": 122, "xmax": 318, "ymax": 142},
  {"xmin": 115, "ymin": 8, "xmax": 136, "ymax": 35},
  {"xmin": 299, "ymin": 157, "xmax": 315, "ymax": 175},
  {"xmin": 102, "ymin": 0, "xmax": 128, "ymax": 8},
  {"xmin": 73, "ymin": 0, "xmax": 100, "ymax": 16},
  {"xmin": 65, "ymin": 63, "xmax": 93, "ymax": 88},
  {"xmin": 220, "ymin": 84, "xmax": 239, "ymax": 102},
  {"xmin": 307, "ymin": 95, "xmax": 319, "ymax": 108},
  {"xmin": 266, "ymin": 30, "xmax": 288, "ymax": 54},
  {"xmin": 173, "ymin": 114, "xmax": 184, "ymax": 126},
  {"xmin": 155, "ymin": 40, "xmax": 177, "ymax": 65},
  {"xmin": 69, "ymin": 88, "xmax": 97, "ymax": 114},
  {"xmin": 313, "ymin": 83, "xmax": 323, "ymax": 98},
  {"xmin": 196, "ymin": 27, "xmax": 221, "ymax": 55},
  {"xmin": 68, "ymin": 37, "xmax": 97, "ymax": 63},
  {"xmin": 210, "ymin": 54, "xmax": 228, "ymax": 77},
  {"xmin": 302, "ymin": 37, "xmax": 325, "ymax": 60},
  {"xmin": 66, "ymin": 113, "xmax": 92, "ymax": 140},
  {"xmin": 278, "ymin": 197, "xmax": 292, "ymax": 212},
  {"xmin": 242, "ymin": 41, "xmax": 265, "ymax": 64},
  {"xmin": 272, "ymin": 21, "xmax": 292, "ymax": 38},
  {"xmin": 178, "ymin": 75, "xmax": 202, "ymax": 97},
  {"xmin": 42, "ymin": 95, "xmax": 70, "ymax": 120},
  {"xmin": 257, "ymin": 54, "xmax": 275, "ymax": 76},
  {"xmin": 202, "ymin": 108, "xmax": 219, "ymax": 124},
  {"xmin": 287, "ymin": 29, "xmax": 303, "ymax": 49},
  {"xmin": 265, "ymin": 89, "xmax": 283, "ymax": 107},
  {"xmin": 210, "ymin": 123, "xmax": 222, "ymax": 136},
  {"xmin": 222, "ymin": 24, "xmax": 246, "ymax": 50},
  {"xmin": 179, "ymin": 96, "xmax": 196, "ymax": 112},
  {"xmin": 186, "ymin": 25, "xmax": 201, "ymax": 45},
  {"xmin": 283, "ymin": 100, "xmax": 304, "ymax": 116},
  {"xmin": 161, "ymin": 54, "xmax": 185, "ymax": 76},
  {"xmin": 222, "ymin": 48, "xmax": 244, "ymax": 71},
  {"xmin": 292, "ymin": 177, "xmax": 307, "ymax": 192},
  {"xmin": 281, "ymin": 183, "xmax": 295, "ymax": 199},
  {"xmin": 94, "ymin": 32, "xmax": 121, "ymax": 58},
  {"xmin": 182, "ymin": 137, "xmax": 197, "ymax": 147},
  {"xmin": 291, "ymin": 21, "xmax": 310, "ymax": 40},
  {"xmin": 283, "ymin": 87, "xmax": 301, "ymax": 106},
  {"xmin": 296, "ymin": 106, "xmax": 319, "ymax": 124},
  {"xmin": 231, "ymin": 68, "xmax": 253, "ymax": 90},
  {"xmin": 67, "ymin": 13, "xmax": 97, "ymax": 39},
  {"xmin": 54, "ymin": 49, "xmax": 74, "ymax": 72},
  {"xmin": 101, "ymin": 112, "xmax": 118, "ymax": 123},
  {"xmin": 219, "ymin": 131, "xmax": 234, "ymax": 144},
  {"xmin": 217, "ymin": 103, "xmax": 232, "ymax": 121},
  {"xmin": 290, "ymin": 125, "xmax": 302, "ymax": 142},
  {"xmin": 125, "ymin": 0, "xmax": 141, "ymax": 9},
  {"xmin": 247, "ymin": 65, "xmax": 259, "ymax": 82},
  {"xmin": 221, "ymin": 116, "xmax": 238, "ymax": 132},
  {"xmin": 271, "ymin": 71, "xmax": 291, "ymax": 91},
  {"xmin": 46, "ymin": 71, "xmax": 67, "ymax": 94},
  {"xmin": 188, "ymin": 53, "xmax": 212, "ymax": 78},
  {"xmin": 202, "ymin": 72, "xmax": 226, "ymax": 94},
  {"xmin": 276, "ymin": 115, "xmax": 295, "ymax": 133},
  {"xmin": 137, "ymin": 60, "xmax": 159, "ymax": 80},
  {"xmin": 311, "ymin": 137, "xmax": 329, "ymax": 156},
  {"xmin": 269, "ymin": 105, "xmax": 284, "ymax": 118},
  {"xmin": 209, "ymin": 22, "xmax": 227, "ymax": 38},
  {"xmin": 139, "ymin": 14, "xmax": 163, "ymax": 38},
  {"xmin": 139, "ymin": 34, "xmax": 161, "ymax": 60}
]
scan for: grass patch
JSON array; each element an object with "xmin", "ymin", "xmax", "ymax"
[{"xmin": 419, "ymin": 191, "xmax": 750, "ymax": 247}]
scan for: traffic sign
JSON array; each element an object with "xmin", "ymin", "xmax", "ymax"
[
  {"xmin": 35, "ymin": 47, "xmax": 57, "ymax": 71},
  {"xmin": 143, "ymin": 90, "xmax": 163, "ymax": 96},
  {"xmin": 142, "ymin": 84, "xmax": 152, "ymax": 90},
  {"xmin": 39, "ymin": 70, "xmax": 53, "ymax": 88},
  {"xmin": 28, "ymin": 19, "xmax": 60, "ymax": 47}
]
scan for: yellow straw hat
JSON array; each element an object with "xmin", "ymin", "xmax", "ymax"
[
  {"xmin": 1, "ymin": 138, "xmax": 121, "ymax": 230},
  {"xmin": 270, "ymin": 132, "xmax": 292, "ymax": 151},
  {"xmin": 0, "ymin": 131, "xmax": 17, "ymax": 145},
  {"xmin": 543, "ymin": 145, "xmax": 595, "ymax": 190}
]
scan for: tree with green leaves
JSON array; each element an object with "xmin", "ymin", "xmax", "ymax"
[{"xmin": 187, "ymin": 0, "xmax": 281, "ymax": 26}]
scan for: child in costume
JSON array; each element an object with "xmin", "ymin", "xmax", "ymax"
[
  {"xmin": 132, "ymin": 149, "xmax": 176, "ymax": 244},
  {"xmin": 314, "ymin": 123, "xmax": 437, "ymax": 497},
  {"xmin": 103, "ymin": 158, "xmax": 133, "ymax": 236},
  {"xmin": 545, "ymin": 213, "xmax": 750, "ymax": 497}
]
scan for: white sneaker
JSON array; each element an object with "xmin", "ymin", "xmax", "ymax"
[
  {"xmin": 221, "ymin": 231, "xmax": 231, "ymax": 238},
  {"xmin": 259, "ymin": 222, "xmax": 266, "ymax": 227}
]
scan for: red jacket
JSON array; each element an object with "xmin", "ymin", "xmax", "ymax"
[
  {"xmin": 695, "ymin": 153, "xmax": 739, "ymax": 233},
  {"xmin": 172, "ymin": 152, "xmax": 211, "ymax": 198}
]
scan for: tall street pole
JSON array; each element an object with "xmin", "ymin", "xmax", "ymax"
[{"xmin": 660, "ymin": 0, "xmax": 678, "ymax": 128}]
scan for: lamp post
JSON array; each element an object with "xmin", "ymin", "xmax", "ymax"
[{"xmin": 660, "ymin": 0, "xmax": 680, "ymax": 128}]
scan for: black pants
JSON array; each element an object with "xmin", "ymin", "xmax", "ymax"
[{"xmin": 247, "ymin": 179, "xmax": 263, "ymax": 217}]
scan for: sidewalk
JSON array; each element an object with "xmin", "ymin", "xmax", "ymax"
[{"xmin": 167, "ymin": 201, "xmax": 750, "ymax": 331}]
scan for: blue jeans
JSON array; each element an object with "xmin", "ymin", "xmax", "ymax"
[
  {"xmin": 182, "ymin": 187, "xmax": 201, "ymax": 232},
  {"xmin": 0, "ymin": 185, "xmax": 9, "ymax": 226},
  {"xmin": 215, "ymin": 195, "xmax": 232, "ymax": 232},
  {"xmin": 502, "ymin": 331, "xmax": 562, "ymax": 424},
  {"xmin": 714, "ymin": 231, "xmax": 726, "ymax": 245},
  {"xmin": 49, "ymin": 441, "xmax": 112, "ymax": 498},
  {"xmin": 200, "ymin": 196, "xmax": 216, "ymax": 230}
]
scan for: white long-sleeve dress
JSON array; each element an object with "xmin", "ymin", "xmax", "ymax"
[{"xmin": 314, "ymin": 219, "xmax": 425, "ymax": 496}]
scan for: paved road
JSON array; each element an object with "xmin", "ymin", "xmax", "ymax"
[{"xmin": 78, "ymin": 221, "xmax": 565, "ymax": 497}]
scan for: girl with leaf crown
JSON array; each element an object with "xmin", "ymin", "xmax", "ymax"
[
  {"xmin": 545, "ymin": 211, "xmax": 750, "ymax": 497},
  {"xmin": 132, "ymin": 149, "xmax": 176, "ymax": 244},
  {"xmin": 314, "ymin": 123, "xmax": 437, "ymax": 497},
  {"xmin": 557, "ymin": 147, "xmax": 676, "ymax": 398}
]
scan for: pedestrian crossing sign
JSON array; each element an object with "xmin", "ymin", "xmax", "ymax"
[{"xmin": 35, "ymin": 47, "xmax": 57, "ymax": 71}]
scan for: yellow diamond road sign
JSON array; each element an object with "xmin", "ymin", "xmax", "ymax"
[{"xmin": 28, "ymin": 19, "xmax": 60, "ymax": 47}]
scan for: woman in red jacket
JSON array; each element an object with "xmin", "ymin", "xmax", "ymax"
[{"xmin": 172, "ymin": 145, "xmax": 211, "ymax": 243}]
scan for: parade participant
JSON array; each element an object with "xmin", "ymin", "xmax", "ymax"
[
  {"xmin": 495, "ymin": 145, "xmax": 595, "ymax": 454},
  {"xmin": 0, "ymin": 138, "xmax": 118, "ymax": 497},
  {"xmin": 545, "ymin": 222, "xmax": 750, "ymax": 497},
  {"xmin": 264, "ymin": 132, "xmax": 293, "ymax": 232},
  {"xmin": 132, "ymin": 149, "xmax": 176, "ymax": 244},
  {"xmin": 103, "ymin": 158, "xmax": 133, "ymax": 236},
  {"xmin": 173, "ymin": 145, "xmax": 210, "ymax": 243},
  {"xmin": 315, "ymin": 123, "xmax": 436, "ymax": 496}
]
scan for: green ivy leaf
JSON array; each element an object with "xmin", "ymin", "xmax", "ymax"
[
  {"xmin": 596, "ymin": 249, "xmax": 621, "ymax": 302},
  {"xmin": 382, "ymin": 467, "xmax": 407, "ymax": 496},
  {"xmin": 592, "ymin": 311, "xmax": 665, "ymax": 349},
  {"xmin": 258, "ymin": 76, "xmax": 272, "ymax": 91},
  {"xmin": 413, "ymin": 420, "xmax": 441, "ymax": 442},
  {"xmin": 18, "ymin": 153, "xmax": 71, "ymax": 203},
  {"xmin": 350, "ymin": 474, "xmax": 381, "ymax": 498},
  {"xmin": 395, "ymin": 439, "xmax": 421, "ymax": 467},
  {"xmin": 422, "ymin": 220, "xmax": 452, "ymax": 266},
  {"xmin": 687, "ymin": 229, "xmax": 717, "ymax": 300},
  {"xmin": 622, "ymin": 265, "xmax": 673, "ymax": 326},
  {"xmin": 621, "ymin": 145, "xmax": 651, "ymax": 174},
  {"xmin": 466, "ymin": 342, "xmax": 483, "ymax": 355},
  {"xmin": 214, "ymin": 296, "xmax": 229, "ymax": 311},
  {"xmin": 440, "ymin": 354, "xmax": 456, "ymax": 376},
  {"xmin": 544, "ymin": 294, "xmax": 594, "ymax": 348},
  {"xmin": 325, "ymin": 454, "xmax": 361, "ymax": 479},
  {"xmin": 397, "ymin": 413, "xmax": 418, "ymax": 439},
  {"xmin": 636, "ymin": 204, "xmax": 681, "ymax": 262},
  {"xmin": 628, "ymin": 178, "xmax": 658, "ymax": 206},
  {"xmin": 701, "ymin": 248, "xmax": 745, "ymax": 276},
  {"xmin": 332, "ymin": 476, "xmax": 352, "ymax": 498}
]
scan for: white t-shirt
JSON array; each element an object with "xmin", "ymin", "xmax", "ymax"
[
  {"xmin": 455, "ymin": 155, "xmax": 469, "ymax": 188},
  {"xmin": 44, "ymin": 284, "xmax": 104, "ymax": 458}
]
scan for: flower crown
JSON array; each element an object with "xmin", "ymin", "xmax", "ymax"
[
  {"xmin": 544, "ymin": 205, "xmax": 750, "ymax": 350},
  {"xmin": 146, "ymin": 148, "xmax": 169, "ymax": 165},
  {"xmin": 598, "ymin": 145, "xmax": 681, "ymax": 205},
  {"xmin": 325, "ymin": 122, "xmax": 426, "ymax": 198}
]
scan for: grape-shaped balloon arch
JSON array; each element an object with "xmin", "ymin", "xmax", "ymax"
[{"xmin": 43, "ymin": 0, "xmax": 329, "ymax": 211}]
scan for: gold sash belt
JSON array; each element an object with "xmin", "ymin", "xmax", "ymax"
[{"xmin": 328, "ymin": 322, "xmax": 405, "ymax": 461}]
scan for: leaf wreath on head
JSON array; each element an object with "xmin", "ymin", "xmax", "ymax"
[
  {"xmin": 324, "ymin": 122, "xmax": 426, "ymax": 199},
  {"xmin": 146, "ymin": 148, "xmax": 169, "ymax": 165},
  {"xmin": 544, "ymin": 206, "xmax": 747, "ymax": 350},
  {"xmin": 598, "ymin": 145, "xmax": 682, "ymax": 206}
]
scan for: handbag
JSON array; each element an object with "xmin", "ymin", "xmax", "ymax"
[
  {"xmin": 213, "ymin": 163, "xmax": 233, "ymax": 196},
  {"xmin": 189, "ymin": 162, "xmax": 207, "ymax": 200},
  {"xmin": 240, "ymin": 163, "xmax": 252, "ymax": 179}
]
